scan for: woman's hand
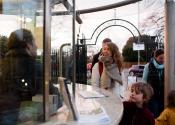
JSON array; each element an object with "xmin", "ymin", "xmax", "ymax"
[{"xmin": 100, "ymin": 56, "xmax": 113, "ymax": 66}]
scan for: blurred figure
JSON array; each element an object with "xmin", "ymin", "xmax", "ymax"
[
  {"xmin": 155, "ymin": 90, "xmax": 175, "ymax": 125},
  {"xmin": 91, "ymin": 42, "xmax": 122, "ymax": 95},
  {"xmin": 142, "ymin": 49, "xmax": 164, "ymax": 118},
  {"xmin": 90, "ymin": 38, "xmax": 112, "ymax": 72},
  {"xmin": 86, "ymin": 56, "xmax": 92, "ymax": 78},
  {"xmin": 0, "ymin": 28, "xmax": 41, "ymax": 125},
  {"xmin": 119, "ymin": 82, "xmax": 155, "ymax": 125}
]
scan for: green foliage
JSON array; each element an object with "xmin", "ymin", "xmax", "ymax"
[
  {"xmin": 122, "ymin": 47, "xmax": 137, "ymax": 61},
  {"xmin": 0, "ymin": 35, "xmax": 8, "ymax": 58},
  {"xmin": 122, "ymin": 35, "xmax": 158, "ymax": 62}
]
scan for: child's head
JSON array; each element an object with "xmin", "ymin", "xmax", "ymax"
[
  {"xmin": 130, "ymin": 82, "xmax": 154, "ymax": 104},
  {"xmin": 167, "ymin": 90, "xmax": 175, "ymax": 108}
]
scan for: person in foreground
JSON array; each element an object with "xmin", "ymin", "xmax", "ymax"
[
  {"xmin": 155, "ymin": 90, "xmax": 175, "ymax": 125},
  {"xmin": 0, "ymin": 28, "xmax": 40, "ymax": 125},
  {"xmin": 119, "ymin": 82, "xmax": 155, "ymax": 125},
  {"xmin": 91, "ymin": 42, "xmax": 122, "ymax": 95}
]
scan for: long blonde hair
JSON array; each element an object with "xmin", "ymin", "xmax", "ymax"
[{"xmin": 106, "ymin": 42, "xmax": 123, "ymax": 72}]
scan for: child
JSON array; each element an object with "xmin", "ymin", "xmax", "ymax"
[
  {"xmin": 119, "ymin": 82, "xmax": 155, "ymax": 125},
  {"xmin": 155, "ymin": 90, "xmax": 175, "ymax": 125}
]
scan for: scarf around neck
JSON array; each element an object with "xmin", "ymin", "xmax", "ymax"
[{"xmin": 98, "ymin": 56, "xmax": 122, "ymax": 89}]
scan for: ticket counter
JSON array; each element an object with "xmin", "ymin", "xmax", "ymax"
[{"xmin": 39, "ymin": 83, "xmax": 123, "ymax": 125}]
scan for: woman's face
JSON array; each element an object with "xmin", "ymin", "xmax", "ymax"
[
  {"xmin": 102, "ymin": 45, "xmax": 112, "ymax": 57},
  {"xmin": 155, "ymin": 54, "xmax": 164, "ymax": 65}
]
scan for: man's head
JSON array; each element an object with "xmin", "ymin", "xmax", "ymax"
[
  {"xmin": 102, "ymin": 38, "xmax": 112, "ymax": 47},
  {"xmin": 154, "ymin": 49, "xmax": 164, "ymax": 65}
]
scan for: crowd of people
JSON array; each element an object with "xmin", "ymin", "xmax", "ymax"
[
  {"xmin": 0, "ymin": 30, "xmax": 174, "ymax": 125},
  {"xmin": 89, "ymin": 37, "xmax": 174, "ymax": 125}
]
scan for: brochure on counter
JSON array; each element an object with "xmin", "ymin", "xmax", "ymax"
[
  {"xmin": 78, "ymin": 90, "xmax": 107, "ymax": 99},
  {"xmin": 76, "ymin": 99, "xmax": 111, "ymax": 124}
]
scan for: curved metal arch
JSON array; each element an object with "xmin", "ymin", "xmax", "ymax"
[
  {"xmin": 86, "ymin": 24, "xmax": 136, "ymax": 45},
  {"xmin": 89, "ymin": 18, "xmax": 141, "ymax": 41},
  {"xmin": 51, "ymin": 0, "xmax": 141, "ymax": 15}
]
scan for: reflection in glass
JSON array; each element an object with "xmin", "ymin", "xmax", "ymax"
[{"xmin": 0, "ymin": 0, "xmax": 44, "ymax": 124}]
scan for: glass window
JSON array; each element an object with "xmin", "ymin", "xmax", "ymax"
[{"xmin": 0, "ymin": 0, "xmax": 44, "ymax": 124}]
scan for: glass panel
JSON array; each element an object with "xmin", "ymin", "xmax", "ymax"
[{"xmin": 0, "ymin": 0, "xmax": 44, "ymax": 124}]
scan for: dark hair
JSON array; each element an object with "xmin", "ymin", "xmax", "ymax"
[
  {"xmin": 102, "ymin": 38, "xmax": 112, "ymax": 43},
  {"xmin": 154, "ymin": 49, "xmax": 164, "ymax": 57},
  {"xmin": 8, "ymin": 29, "xmax": 34, "ymax": 49},
  {"xmin": 131, "ymin": 82, "xmax": 154, "ymax": 103},
  {"xmin": 167, "ymin": 90, "xmax": 175, "ymax": 108}
]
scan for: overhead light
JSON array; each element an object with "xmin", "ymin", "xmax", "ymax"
[
  {"xmin": 18, "ymin": 16, "xmax": 32, "ymax": 23},
  {"xmin": 26, "ymin": 17, "xmax": 32, "ymax": 22}
]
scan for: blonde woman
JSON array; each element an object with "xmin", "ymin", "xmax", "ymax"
[{"xmin": 91, "ymin": 42, "xmax": 123, "ymax": 95}]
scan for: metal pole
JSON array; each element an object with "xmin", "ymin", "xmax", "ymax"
[
  {"xmin": 137, "ymin": 1, "xmax": 140, "ymax": 65},
  {"xmin": 43, "ymin": 0, "xmax": 51, "ymax": 121},
  {"xmin": 164, "ymin": 0, "xmax": 175, "ymax": 106},
  {"xmin": 72, "ymin": 0, "xmax": 76, "ymax": 98},
  {"xmin": 50, "ymin": 0, "xmax": 142, "ymax": 15},
  {"xmin": 59, "ymin": 43, "xmax": 71, "ymax": 77}
]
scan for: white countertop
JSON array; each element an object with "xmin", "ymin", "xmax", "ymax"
[{"xmin": 40, "ymin": 84, "xmax": 123, "ymax": 125}]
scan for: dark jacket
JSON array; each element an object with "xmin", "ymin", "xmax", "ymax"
[
  {"xmin": 147, "ymin": 60, "xmax": 164, "ymax": 100},
  {"xmin": 0, "ymin": 49, "xmax": 42, "ymax": 101},
  {"xmin": 119, "ymin": 102, "xmax": 155, "ymax": 125},
  {"xmin": 0, "ymin": 49, "xmax": 43, "ymax": 125},
  {"xmin": 91, "ymin": 51, "xmax": 101, "ymax": 72}
]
